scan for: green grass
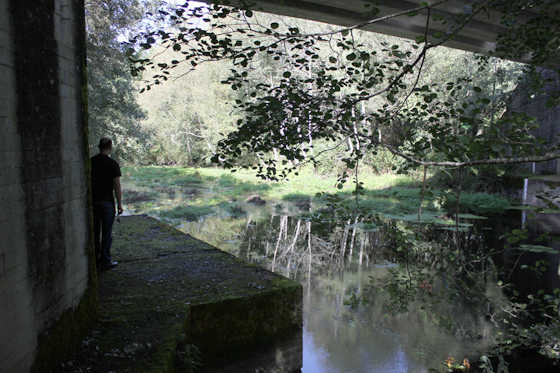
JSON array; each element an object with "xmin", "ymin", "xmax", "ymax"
[
  {"xmin": 217, "ymin": 174, "xmax": 237, "ymax": 187},
  {"xmin": 159, "ymin": 205, "xmax": 214, "ymax": 220},
  {"xmin": 446, "ymin": 192, "xmax": 512, "ymax": 215},
  {"xmin": 122, "ymin": 166, "xmax": 421, "ymax": 200},
  {"xmin": 173, "ymin": 174, "xmax": 204, "ymax": 185},
  {"xmin": 122, "ymin": 166, "xmax": 514, "ymax": 216},
  {"xmin": 281, "ymin": 193, "xmax": 311, "ymax": 202}
]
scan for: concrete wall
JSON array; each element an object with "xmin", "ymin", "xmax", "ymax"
[
  {"xmin": 508, "ymin": 69, "xmax": 560, "ymax": 174},
  {"xmin": 0, "ymin": 0, "xmax": 97, "ymax": 372}
]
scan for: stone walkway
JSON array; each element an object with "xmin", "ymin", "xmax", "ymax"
[{"xmin": 58, "ymin": 215, "xmax": 302, "ymax": 373}]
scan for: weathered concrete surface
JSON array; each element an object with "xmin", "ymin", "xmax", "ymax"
[
  {"xmin": 58, "ymin": 215, "xmax": 303, "ymax": 373},
  {"xmin": 195, "ymin": 0, "xmax": 558, "ymax": 66},
  {"xmin": 508, "ymin": 69, "xmax": 560, "ymax": 175},
  {"xmin": 0, "ymin": 1, "xmax": 94, "ymax": 372},
  {"xmin": 517, "ymin": 175, "xmax": 560, "ymax": 235}
]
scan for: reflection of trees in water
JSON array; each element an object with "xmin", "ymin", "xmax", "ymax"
[
  {"xmin": 233, "ymin": 214, "xmax": 486, "ymax": 281},
  {"xmin": 227, "ymin": 214, "xmax": 501, "ymax": 368},
  {"xmin": 185, "ymin": 211, "xmax": 512, "ymax": 289},
  {"xmin": 182, "ymin": 211, "xmax": 560, "ymax": 366},
  {"xmin": 232, "ymin": 213, "xmax": 524, "ymax": 320},
  {"xmin": 185, "ymin": 210, "xmax": 531, "ymax": 307}
]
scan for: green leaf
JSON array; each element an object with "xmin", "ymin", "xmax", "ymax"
[
  {"xmin": 270, "ymin": 22, "xmax": 279, "ymax": 29},
  {"xmin": 283, "ymin": 71, "xmax": 291, "ymax": 78},
  {"xmin": 415, "ymin": 35, "xmax": 426, "ymax": 44},
  {"xmin": 469, "ymin": 141, "xmax": 482, "ymax": 153},
  {"xmin": 455, "ymin": 213, "xmax": 487, "ymax": 220},
  {"xmin": 507, "ymin": 236, "xmax": 520, "ymax": 244},
  {"xmin": 459, "ymin": 136, "xmax": 471, "ymax": 145},
  {"xmin": 346, "ymin": 53, "xmax": 357, "ymax": 61},
  {"xmin": 491, "ymin": 143, "xmax": 502, "ymax": 152},
  {"xmin": 519, "ymin": 244, "xmax": 557, "ymax": 254}
]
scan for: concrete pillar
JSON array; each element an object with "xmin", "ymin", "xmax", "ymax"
[{"xmin": 0, "ymin": 1, "xmax": 97, "ymax": 371}]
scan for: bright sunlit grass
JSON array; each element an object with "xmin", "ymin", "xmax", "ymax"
[
  {"xmin": 123, "ymin": 165, "xmax": 423, "ymax": 199},
  {"xmin": 121, "ymin": 165, "xmax": 512, "ymax": 216}
]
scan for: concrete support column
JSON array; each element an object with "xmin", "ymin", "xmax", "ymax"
[{"xmin": 0, "ymin": 1, "xmax": 97, "ymax": 371}]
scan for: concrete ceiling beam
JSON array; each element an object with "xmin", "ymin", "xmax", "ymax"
[{"xmin": 195, "ymin": 0, "xmax": 558, "ymax": 66}]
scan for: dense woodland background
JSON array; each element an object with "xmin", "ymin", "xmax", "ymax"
[{"xmin": 85, "ymin": 0, "xmax": 530, "ymax": 178}]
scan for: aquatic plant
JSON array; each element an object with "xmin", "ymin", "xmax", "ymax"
[
  {"xmin": 159, "ymin": 205, "xmax": 214, "ymax": 221},
  {"xmin": 173, "ymin": 173, "xmax": 204, "ymax": 186},
  {"xmin": 221, "ymin": 203, "xmax": 247, "ymax": 218},
  {"xmin": 444, "ymin": 192, "xmax": 512, "ymax": 215},
  {"xmin": 123, "ymin": 190, "xmax": 158, "ymax": 203}
]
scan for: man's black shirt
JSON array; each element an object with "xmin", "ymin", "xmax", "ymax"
[{"xmin": 91, "ymin": 154, "xmax": 121, "ymax": 203}]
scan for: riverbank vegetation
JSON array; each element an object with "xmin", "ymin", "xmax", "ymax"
[{"xmin": 122, "ymin": 165, "xmax": 514, "ymax": 220}]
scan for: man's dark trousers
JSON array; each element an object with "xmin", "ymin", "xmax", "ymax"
[{"xmin": 93, "ymin": 201, "xmax": 116, "ymax": 267}]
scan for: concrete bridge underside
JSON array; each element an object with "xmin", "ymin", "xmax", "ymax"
[{"xmin": 200, "ymin": 0, "xmax": 551, "ymax": 64}]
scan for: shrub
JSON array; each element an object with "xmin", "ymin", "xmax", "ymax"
[{"xmin": 362, "ymin": 149, "xmax": 406, "ymax": 174}]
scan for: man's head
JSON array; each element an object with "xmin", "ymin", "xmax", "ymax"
[{"xmin": 98, "ymin": 138, "xmax": 112, "ymax": 153}]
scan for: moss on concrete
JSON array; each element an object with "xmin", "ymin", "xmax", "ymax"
[
  {"xmin": 27, "ymin": 1, "xmax": 99, "ymax": 371},
  {"xmin": 58, "ymin": 215, "xmax": 302, "ymax": 372},
  {"xmin": 30, "ymin": 285, "xmax": 98, "ymax": 372},
  {"xmin": 186, "ymin": 284, "xmax": 302, "ymax": 367}
]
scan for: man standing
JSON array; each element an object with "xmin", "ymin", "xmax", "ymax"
[{"xmin": 91, "ymin": 138, "xmax": 123, "ymax": 270}]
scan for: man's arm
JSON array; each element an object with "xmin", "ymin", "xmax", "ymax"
[{"xmin": 113, "ymin": 177, "xmax": 123, "ymax": 215}]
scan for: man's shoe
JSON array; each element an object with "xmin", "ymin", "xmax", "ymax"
[{"xmin": 100, "ymin": 261, "xmax": 118, "ymax": 270}]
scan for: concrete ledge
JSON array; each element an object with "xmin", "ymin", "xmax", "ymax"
[
  {"xmin": 58, "ymin": 215, "xmax": 302, "ymax": 373},
  {"xmin": 186, "ymin": 283, "xmax": 302, "ymax": 363}
]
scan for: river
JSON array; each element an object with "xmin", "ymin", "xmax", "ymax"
[{"xmin": 122, "ymin": 177, "xmax": 560, "ymax": 372}]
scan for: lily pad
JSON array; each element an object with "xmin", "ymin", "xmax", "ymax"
[
  {"xmin": 509, "ymin": 205, "xmax": 538, "ymax": 210},
  {"xmin": 453, "ymin": 213, "xmax": 488, "ymax": 220},
  {"xmin": 438, "ymin": 226, "xmax": 470, "ymax": 232},
  {"xmin": 383, "ymin": 213, "xmax": 439, "ymax": 222},
  {"xmin": 433, "ymin": 219, "xmax": 472, "ymax": 228}
]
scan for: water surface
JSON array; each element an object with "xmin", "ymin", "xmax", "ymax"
[{"xmin": 122, "ymin": 179, "xmax": 505, "ymax": 372}]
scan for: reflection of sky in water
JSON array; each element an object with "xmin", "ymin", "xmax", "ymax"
[
  {"xmin": 302, "ymin": 282, "xmax": 425, "ymax": 373},
  {"xmin": 303, "ymin": 324, "xmax": 418, "ymax": 373},
  {"xmin": 296, "ymin": 260, "xmax": 489, "ymax": 373},
  {"xmin": 303, "ymin": 327, "xmax": 331, "ymax": 373}
]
